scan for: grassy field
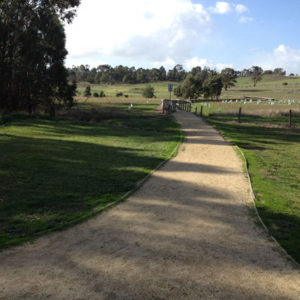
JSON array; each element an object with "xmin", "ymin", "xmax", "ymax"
[
  {"xmin": 76, "ymin": 75, "xmax": 300, "ymax": 102},
  {"xmin": 77, "ymin": 81, "xmax": 179, "ymax": 99},
  {"xmin": 222, "ymin": 75, "xmax": 300, "ymax": 101},
  {"xmin": 0, "ymin": 101, "xmax": 182, "ymax": 249},
  {"xmin": 193, "ymin": 101, "xmax": 300, "ymax": 127},
  {"xmin": 201, "ymin": 110, "xmax": 300, "ymax": 263}
]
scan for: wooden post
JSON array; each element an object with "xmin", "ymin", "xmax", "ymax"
[
  {"xmin": 190, "ymin": 103, "xmax": 192, "ymax": 112},
  {"xmin": 195, "ymin": 106, "xmax": 198, "ymax": 115},
  {"xmin": 238, "ymin": 107, "xmax": 242, "ymax": 123},
  {"xmin": 289, "ymin": 109, "xmax": 292, "ymax": 127},
  {"xmin": 163, "ymin": 100, "xmax": 165, "ymax": 114},
  {"xmin": 200, "ymin": 105, "xmax": 203, "ymax": 117}
]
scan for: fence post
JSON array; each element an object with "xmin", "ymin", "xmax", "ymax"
[
  {"xmin": 163, "ymin": 100, "xmax": 165, "ymax": 114},
  {"xmin": 238, "ymin": 107, "xmax": 242, "ymax": 123},
  {"xmin": 289, "ymin": 109, "xmax": 292, "ymax": 127},
  {"xmin": 195, "ymin": 106, "xmax": 198, "ymax": 115},
  {"xmin": 200, "ymin": 105, "xmax": 203, "ymax": 117}
]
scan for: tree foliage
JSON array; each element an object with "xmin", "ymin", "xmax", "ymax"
[
  {"xmin": 68, "ymin": 64, "xmax": 185, "ymax": 84},
  {"xmin": 142, "ymin": 85, "xmax": 155, "ymax": 98},
  {"xmin": 174, "ymin": 74, "xmax": 202, "ymax": 99},
  {"xmin": 84, "ymin": 86, "xmax": 91, "ymax": 97},
  {"xmin": 203, "ymin": 73, "xmax": 223, "ymax": 99},
  {"xmin": 221, "ymin": 68, "xmax": 237, "ymax": 91},
  {"xmin": 0, "ymin": 0, "xmax": 80, "ymax": 115}
]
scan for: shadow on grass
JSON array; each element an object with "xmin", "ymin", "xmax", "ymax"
[
  {"xmin": 0, "ymin": 115, "xmax": 182, "ymax": 249},
  {"xmin": 1, "ymin": 154, "xmax": 299, "ymax": 298},
  {"xmin": 207, "ymin": 117, "xmax": 300, "ymax": 149},
  {"xmin": 0, "ymin": 113, "xmax": 299, "ymax": 299},
  {"xmin": 206, "ymin": 117, "xmax": 300, "ymax": 264},
  {"xmin": 256, "ymin": 206, "xmax": 300, "ymax": 262}
]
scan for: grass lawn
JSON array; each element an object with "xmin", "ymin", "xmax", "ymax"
[
  {"xmin": 0, "ymin": 102, "xmax": 182, "ymax": 249},
  {"xmin": 205, "ymin": 116, "xmax": 300, "ymax": 263}
]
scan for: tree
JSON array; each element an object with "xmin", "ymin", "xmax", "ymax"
[
  {"xmin": 263, "ymin": 70, "xmax": 273, "ymax": 75},
  {"xmin": 174, "ymin": 74, "xmax": 202, "ymax": 99},
  {"xmin": 250, "ymin": 66, "xmax": 263, "ymax": 87},
  {"xmin": 221, "ymin": 68, "xmax": 237, "ymax": 91},
  {"xmin": 84, "ymin": 86, "xmax": 91, "ymax": 97},
  {"xmin": 0, "ymin": 0, "xmax": 80, "ymax": 115},
  {"xmin": 203, "ymin": 74, "xmax": 223, "ymax": 99},
  {"xmin": 273, "ymin": 68, "xmax": 286, "ymax": 76},
  {"xmin": 142, "ymin": 85, "xmax": 155, "ymax": 98}
]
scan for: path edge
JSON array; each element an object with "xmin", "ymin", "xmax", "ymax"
[
  {"xmin": 234, "ymin": 145, "xmax": 300, "ymax": 268},
  {"xmin": 99, "ymin": 120, "xmax": 184, "ymax": 211},
  {"xmin": 200, "ymin": 115, "xmax": 299, "ymax": 268},
  {"xmin": 0, "ymin": 117, "xmax": 184, "ymax": 252}
]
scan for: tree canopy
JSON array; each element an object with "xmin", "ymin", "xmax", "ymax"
[
  {"xmin": 221, "ymin": 68, "xmax": 237, "ymax": 91},
  {"xmin": 0, "ymin": 0, "xmax": 80, "ymax": 115}
]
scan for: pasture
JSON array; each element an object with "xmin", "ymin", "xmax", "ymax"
[
  {"xmin": 0, "ymin": 100, "xmax": 182, "ymax": 249},
  {"xmin": 76, "ymin": 81, "xmax": 179, "ymax": 99},
  {"xmin": 194, "ymin": 100, "xmax": 300, "ymax": 127},
  {"xmin": 222, "ymin": 75, "xmax": 300, "ymax": 101},
  {"xmin": 76, "ymin": 75, "xmax": 300, "ymax": 101}
]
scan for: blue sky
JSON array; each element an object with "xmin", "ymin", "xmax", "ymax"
[{"xmin": 65, "ymin": 0, "xmax": 300, "ymax": 73}]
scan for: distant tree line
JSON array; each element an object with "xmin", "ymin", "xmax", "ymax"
[
  {"xmin": 68, "ymin": 64, "xmax": 190, "ymax": 84},
  {"xmin": 68, "ymin": 64, "xmax": 288, "ymax": 86},
  {"xmin": 0, "ymin": 0, "xmax": 80, "ymax": 116}
]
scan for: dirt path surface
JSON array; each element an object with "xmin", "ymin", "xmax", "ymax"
[{"xmin": 1, "ymin": 111, "xmax": 300, "ymax": 300}]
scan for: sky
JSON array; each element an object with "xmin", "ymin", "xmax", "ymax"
[{"xmin": 65, "ymin": 0, "xmax": 300, "ymax": 73}]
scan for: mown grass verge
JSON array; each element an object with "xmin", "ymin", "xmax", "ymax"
[
  {"xmin": 206, "ymin": 116, "xmax": 300, "ymax": 263},
  {"xmin": 0, "ymin": 104, "xmax": 182, "ymax": 250}
]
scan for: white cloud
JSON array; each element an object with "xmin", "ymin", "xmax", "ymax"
[
  {"xmin": 239, "ymin": 16, "xmax": 253, "ymax": 23},
  {"xmin": 258, "ymin": 45, "xmax": 300, "ymax": 74},
  {"xmin": 209, "ymin": 1, "xmax": 231, "ymax": 14},
  {"xmin": 184, "ymin": 56, "xmax": 233, "ymax": 71},
  {"xmin": 185, "ymin": 57, "xmax": 209, "ymax": 70},
  {"xmin": 65, "ymin": 0, "xmax": 211, "ymax": 67},
  {"xmin": 235, "ymin": 4, "xmax": 248, "ymax": 14}
]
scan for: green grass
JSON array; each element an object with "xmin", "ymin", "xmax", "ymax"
[
  {"xmin": 0, "ymin": 103, "xmax": 182, "ymax": 249},
  {"xmin": 76, "ymin": 75, "xmax": 300, "ymax": 102},
  {"xmin": 221, "ymin": 75, "xmax": 300, "ymax": 101},
  {"xmin": 206, "ymin": 116, "xmax": 300, "ymax": 263},
  {"xmin": 77, "ymin": 81, "xmax": 179, "ymax": 99},
  {"xmin": 193, "ymin": 102, "xmax": 300, "ymax": 127}
]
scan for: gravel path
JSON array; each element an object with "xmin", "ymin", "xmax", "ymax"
[{"xmin": 1, "ymin": 111, "xmax": 299, "ymax": 300}]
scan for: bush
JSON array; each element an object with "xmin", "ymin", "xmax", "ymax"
[
  {"xmin": 282, "ymin": 82, "xmax": 288, "ymax": 86},
  {"xmin": 142, "ymin": 85, "xmax": 155, "ymax": 98},
  {"xmin": 116, "ymin": 92, "xmax": 123, "ymax": 97},
  {"xmin": 93, "ymin": 92, "xmax": 99, "ymax": 97},
  {"xmin": 125, "ymin": 95, "xmax": 129, "ymax": 98},
  {"xmin": 84, "ymin": 86, "xmax": 91, "ymax": 97},
  {"xmin": 99, "ymin": 90, "xmax": 106, "ymax": 97}
]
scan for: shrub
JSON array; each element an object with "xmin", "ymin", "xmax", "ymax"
[
  {"xmin": 99, "ymin": 90, "xmax": 106, "ymax": 97},
  {"xmin": 93, "ymin": 92, "xmax": 99, "ymax": 97},
  {"xmin": 142, "ymin": 85, "xmax": 155, "ymax": 98},
  {"xmin": 125, "ymin": 95, "xmax": 129, "ymax": 98},
  {"xmin": 84, "ymin": 86, "xmax": 91, "ymax": 97},
  {"xmin": 282, "ymin": 82, "xmax": 288, "ymax": 86},
  {"xmin": 116, "ymin": 92, "xmax": 123, "ymax": 97}
]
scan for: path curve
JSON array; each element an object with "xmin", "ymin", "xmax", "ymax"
[{"xmin": 0, "ymin": 111, "xmax": 299, "ymax": 299}]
